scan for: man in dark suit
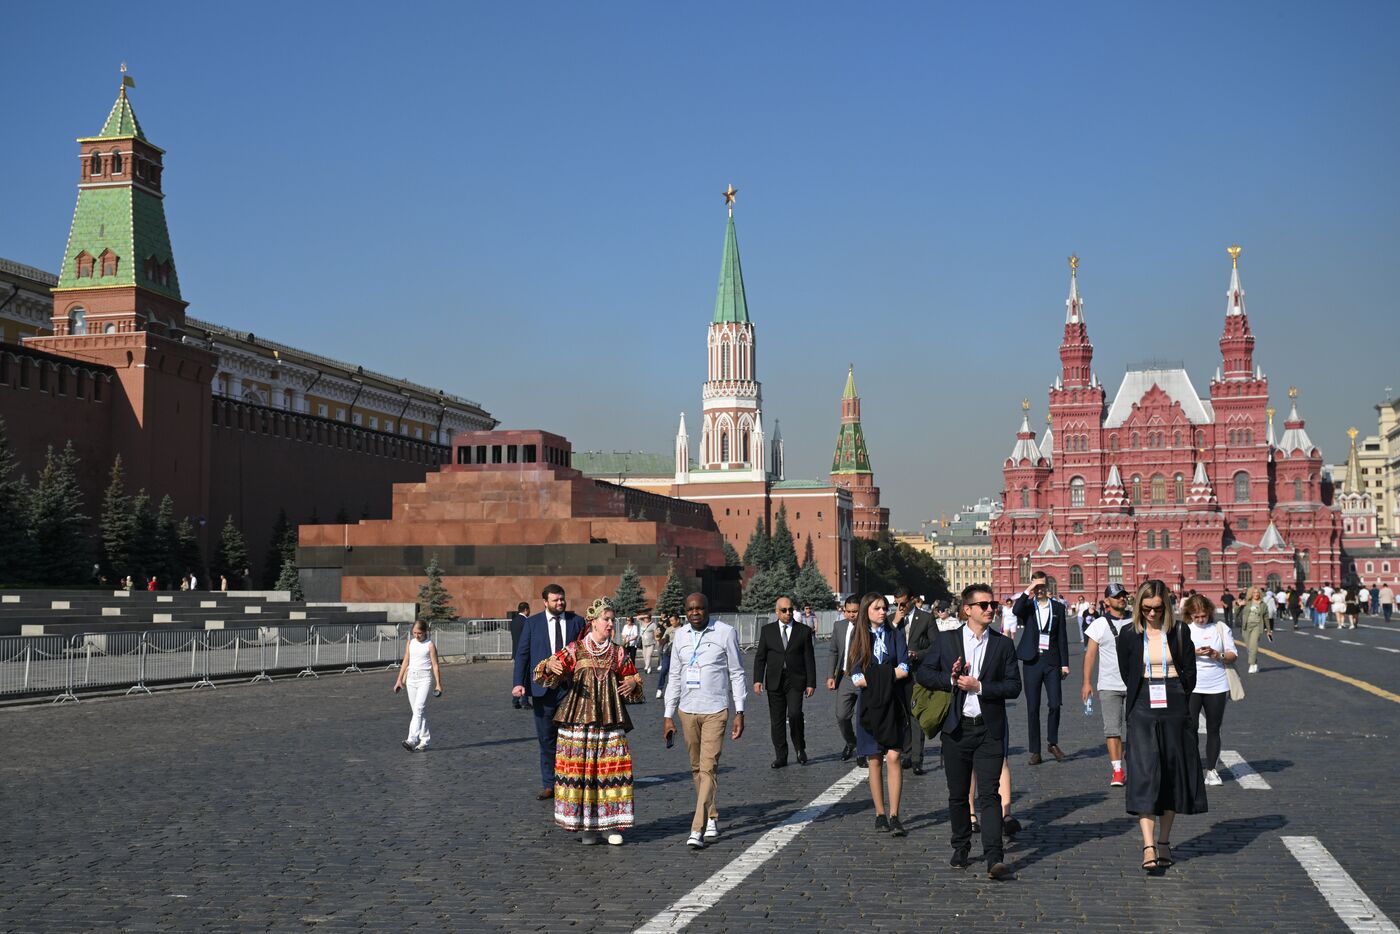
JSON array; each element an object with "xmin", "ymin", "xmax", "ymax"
[
  {"xmin": 896, "ymin": 586, "xmax": 935, "ymax": 774},
  {"xmin": 825, "ymin": 594, "xmax": 861, "ymax": 760},
  {"xmin": 508, "ymin": 601, "xmax": 532, "ymax": 710},
  {"xmin": 753, "ymin": 595, "xmax": 817, "ymax": 767},
  {"xmin": 1013, "ymin": 570, "xmax": 1070, "ymax": 764},
  {"xmin": 917, "ymin": 583, "xmax": 1022, "ymax": 880},
  {"xmin": 512, "ymin": 583, "xmax": 585, "ymax": 799}
]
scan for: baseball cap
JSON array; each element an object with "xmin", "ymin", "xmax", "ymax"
[{"xmin": 1104, "ymin": 583, "xmax": 1129, "ymax": 598}]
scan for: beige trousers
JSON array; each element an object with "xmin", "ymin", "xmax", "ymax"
[{"xmin": 677, "ymin": 709, "xmax": 729, "ymax": 832}]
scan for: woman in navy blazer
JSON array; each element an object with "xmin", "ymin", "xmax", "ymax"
[
  {"xmin": 848, "ymin": 592, "xmax": 911, "ymax": 836},
  {"xmin": 1115, "ymin": 579, "xmax": 1205, "ymax": 871}
]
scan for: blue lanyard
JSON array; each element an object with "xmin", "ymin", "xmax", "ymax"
[
  {"xmin": 1143, "ymin": 628, "xmax": 1168, "ymax": 680},
  {"xmin": 688, "ymin": 626, "xmax": 713, "ymax": 666},
  {"xmin": 1035, "ymin": 601, "xmax": 1051, "ymax": 632}
]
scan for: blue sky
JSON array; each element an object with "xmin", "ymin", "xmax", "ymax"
[{"xmin": 6, "ymin": 1, "xmax": 1398, "ymax": 528}]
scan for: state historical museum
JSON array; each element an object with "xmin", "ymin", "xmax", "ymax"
[{"xmin": 992, "ymin": 251, "xmax": 1341, "ymax": 599}]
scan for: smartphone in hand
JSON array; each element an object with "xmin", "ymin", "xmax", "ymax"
[{"xmin": 665, "ymin": 730, "xmax": 675, "ymax": 749}]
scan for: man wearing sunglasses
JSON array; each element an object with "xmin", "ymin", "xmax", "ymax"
[
  {"xmin": 754, "ymin": 597, "xmax": 817, "ymax": 767},
  {"xmin": 1013, "ymin": 570, "xmax": 1070, "ymax": 765},
  {"xmin": 916, "ymin": 584, "xmax": 1022, "ymax": 880}
]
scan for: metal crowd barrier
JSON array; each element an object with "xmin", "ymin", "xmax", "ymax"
[{"xmin": 0, "ymin": 620, "xmax": 506, "ymax": 704}]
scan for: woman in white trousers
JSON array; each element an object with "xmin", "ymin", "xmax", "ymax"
[{"xmin": 394, "ymin": 621, "xmax": 442, "ymax": 751}]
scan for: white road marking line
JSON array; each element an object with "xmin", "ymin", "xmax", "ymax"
[
  {"xmin": 1315, "ymin": 634, "xmax": 1333, "ymax": 640},
  {"xmin": 1219, "ymin": 750, "xmax": 1270, "ymax": 789},
  {"xmin": 636, "ymin": 777, "xmax": 665, "ymax": 783},
  {"xmin": 634, "ymin": 767, "xmax": 866, "ymax": 933},
  {"xmin": 1281, "ymin": 836, "xmax": 1398, "ymax": 933},
  {"xmin": 1341, "ymin": 640, "xmax": 1364, "ymax": 646},
  {"xmin": 1378, "ymin": 647, "xmax": 1400, "ymax": 654}
]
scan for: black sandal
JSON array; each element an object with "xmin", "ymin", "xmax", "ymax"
[
  {"xmin": 1155, "ymin": 841, "xmax": 1174, "ymax": 867},
  {"xmin": 1142, "ymin": 845, "xmax": 1162, "ymax": 870}
]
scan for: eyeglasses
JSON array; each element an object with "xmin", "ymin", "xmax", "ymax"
[
  {"xmin": 964, "ymin": 601, "xmax": 997, "ymax": 611},
  {"xmin": 1141, "ymin": 604, "xmax": 1164, "ymax": 614},
  {"xmin": 777, "ymin": 607, "xmax": 793, "ymax": 613}
]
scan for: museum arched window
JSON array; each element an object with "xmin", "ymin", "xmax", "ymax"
[
  {"xmin": 1108, "ymin": 550, "xmax": 1123, "ymax": 584},
  {"xmin": 1147, "ymin": 530, "xmax": 1156, "ymax": 549},
  {"xmin": 1237, "ymin": 562, "xmax": 1253, "ymax": 589},
  {"xmin": 1228, "ymin": 429, "xmax": 1236, "ymax": 445},
  {"xmin": 1131, "ymin": 432, "xmax": 1140, "ymax": 449},
  {"xmin": 1110, "ymin": 435, "xmax": 1119, "ymax": 452},
  {"xmin": 1019, "ymin": 555, "xmax": 1031, "ymax": 583},
  {"xmin": 1070, "ymin": 476, "xmax": 1085, "ymax": 508},
  {"xmin": 1294, "ymin": 477, "xmax": 1303, "ymax": 501},
  {"xmin": 1069, "ymin": 565, "xmax": 1083, "ymax": 590},
  {"xmin": 1196, "ymin": 430, "xmax": 1206, "ymax": 448},
  {"xmin": 1267, "ymin": 573, "xmax": 1282, "ymax": 592},
  {"xmin": 1196, "ymin": 548, "xmax": 1211, "ymax": 580},
  {"xmin": 1161, "ymin": 529, "xmax": 1170, "ymax": 549},
  {"xmin": 69, "ymin": 308, "xmax": 87, "ymax": 336},
  {"xmin": 1233, "ymin": 471, "xmax": 1250, "ymax": 503},
  {"xmin": 1020, "ymin": 486, "xmax": 1030, "ymax": 508},
  {"xmin": 1045, "ymin": 575, "xmax": 1058, "ymax": 596},
  {"xmin": 1174, "ymin": 473, "xmax": 1185, "ymax": 504},
  {"xmin": 1244, "ymin": 428, "xmax": 1252, "ymax": 445},
  {"xmin": 1174, "ymin": 431, "xmax": 1182, "ymax": 447},
  {"xmin": 1131, "ymin": 475, "xmax": 1142, "ymax": 505},
  {"xmin": 1151, "ymin": 474, "xmax": 1166, "ymax": 505}
]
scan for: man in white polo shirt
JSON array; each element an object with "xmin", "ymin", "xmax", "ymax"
[{"xmin": 1081, "ymin": 582, "xmax": 1133, "ymax": 788}]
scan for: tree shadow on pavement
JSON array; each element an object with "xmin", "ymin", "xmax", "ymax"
[
  {"xmin": 1237, "ymin": 758, "xmax": 1293, "ymax": 776},
  {"xmin": 1004, "ymin": 792, "xmax": 1136, "ymax": 873},
  {"xmin": 1173, "ymin": 814, "xmax": 1287, "ymax": 861}
]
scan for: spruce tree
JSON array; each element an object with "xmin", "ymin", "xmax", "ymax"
[
  {"xmin": 129, "ymin": 490, "xmax": 157, "ymax": 583},
  {"xmin": 0, "ymin": 419, "xmax": 33, "ymax": 584},
  {"xmin": 740, "ymin": 563, "xmax": 794, "ymax": 613},
  {"xmin": 214, "ymin": 515, "xmax": 249, "ymax": 589},
  {"xmin": 100, "ymin": 455, "xmax": 135, "ymax": 582},
  {"xmin": 275, "ymin": 557, "xmax": 305, "ymax": 601},
  {"xmin": 742, "ymin": 516, "xmax": 772, "ymax": 570},
  {"xmin": 26, "ymin": 442, "xmax": 89, "ymax": 585},
  {"xmin": 154, "ymin": 494, "xmax": 180, "ymax": 586},
  {"xmin": 770, "ymin": 503, "xmax": 800, "ymax": 581},
  {"xmin": 417, "ymin": 553, "xmax": 456, "ymax": 623},
  {"xmin": 656, "ymin": 563, "xmax": 688, "ymax": 619},
  {"xmin": 263, "ymin": 508, "xmax": 290, "ymax": 588},
  {"xmin": 793, "ymin": 560, "xmax": 839, "ymax": 610},
  {"xmin": 722, "ymin": 540, "xmax": 742, "ymax": 567},
  {"xmin": 175, "ymin": 517, "xmax": 203, "ymax": 583},
  {"xmin": 612, "ymin": 564, "xmax": 648, "ymax": 617}
]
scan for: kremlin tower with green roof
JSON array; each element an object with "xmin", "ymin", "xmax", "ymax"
[{"xmin": 830, "ymin": 366, "xmax": 889, "ymax": 537}]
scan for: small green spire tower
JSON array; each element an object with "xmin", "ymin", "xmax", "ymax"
[
  {"xmin": 831, "ymin": 366, "xmax": 872, "ymax": 475},
  {"xmin": 712, "ymin": 215, "xmax": 750, "ymax": 324},
  {"xmin": 51, "ymin": 72, "xmax": 185, "ymax": 338}
]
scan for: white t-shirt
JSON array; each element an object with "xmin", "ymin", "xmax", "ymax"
[
  {"xmin": 621, "ymin": 623, "xmax": 640, "ymax": 647},
  {"xmin": 1084, "ymin": 614, "xmax": 1131, "ymax": 692},
  {"xmin": 1189, "ymin": 623, "xmax": 1237, "ymax": 695},
  {"xmin": 1000, "ymin": 606, "xmax": 1018, "ymax": 635}
]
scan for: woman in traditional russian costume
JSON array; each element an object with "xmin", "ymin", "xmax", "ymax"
[{"xmin": 535, "ymin": 597, "xmax": 643, "ymax": 845}]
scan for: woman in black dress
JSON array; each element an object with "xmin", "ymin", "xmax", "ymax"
[
  {"xmin": 848, "ymin": 592, "xmax": 911, "ymax": 837},
  {"xmin": 1116, "ymin": 579, "xmax": 1206, "ymax": 871}
]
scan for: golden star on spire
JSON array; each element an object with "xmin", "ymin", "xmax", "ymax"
[
  {"xmin": 1021, "ymin": 398, "xmax": 1031, "ymax": 412},
  {"xmin": 1069, "ymin": 253, "xmax": 1079, "ymax": 276},
  {"xmin": 722, "ymin": 183, "xmax": 738, "ymax": 214},
  {"xmin": 1348, "ymin": 426, "xmax": 1359, "ymax": 441},
  {"xmin": 1228, "ymin": 244, "xmax": 1242, "ymax": 268},
  {"xmin": 1267, "ymin": 406, "xmax": 1276, "ymax": 422},
  {"xmin": 1288, "ymin": 386, "xmax": 1298, "ymax": 399}
]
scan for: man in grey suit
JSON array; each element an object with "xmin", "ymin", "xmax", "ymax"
[
  {"xmin": 825, "ymin": 595, "xmax": 861, "ymax": 761},
  {"xmin": 896, "ymin": 586, "xmax": 935, "ymax": 774}
]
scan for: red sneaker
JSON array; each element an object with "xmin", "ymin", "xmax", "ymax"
[{"xmin": 1111, "ymin": 767, "xmax": 1126, "ymax": 787}]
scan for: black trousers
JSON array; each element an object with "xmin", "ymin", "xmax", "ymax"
[
  {"xmin": 941, "ymin": 719, "xmax": 1005, "ymax": 863},
  {"xmin": 767, "ymin": 680, "xmax": 807, "ymax": 758},
  {"xmin": 1188, "ymin": 691, "xmax": 1228, "ymax": 771},
  {"xmin": 1022, "ymin": 656, "xmax": 1062, "ymax": 754}
]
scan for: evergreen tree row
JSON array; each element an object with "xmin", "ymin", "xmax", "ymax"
[{"xmin": 739, "ymin": 503, "xmax": 838, "ymax": 611}]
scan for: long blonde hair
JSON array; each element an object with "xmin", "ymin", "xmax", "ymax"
[{"xmin": 1130, "ymin": 579, "xmax": 1177, "ymax": 635}]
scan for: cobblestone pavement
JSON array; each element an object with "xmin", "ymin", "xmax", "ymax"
[{"xmin": 1, "ymin": 618, "xmax": 1397, "ymax": 933}]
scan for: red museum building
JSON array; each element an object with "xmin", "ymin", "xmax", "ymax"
[{"xmin": 992, "ymin": 250, "xmax": 1341, "ymax": 600}]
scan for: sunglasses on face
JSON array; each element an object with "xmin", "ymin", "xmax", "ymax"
[
  {"xmin": 777, "ymin": 607, "xmax": 793, "ymax": 613},
  {"xmin": 1142, "ymin": 604, "xmax": 1164, "ymax": 614},
  {"xmin": 964, "ymin": 601, "xmax": 996, "ymax": 611}
]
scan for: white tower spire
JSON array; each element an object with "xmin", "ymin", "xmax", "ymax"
[{"xmin": 674, "ymin": 412, "xmax": 690, "ymax": 483}]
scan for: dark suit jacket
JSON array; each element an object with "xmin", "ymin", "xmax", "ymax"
[
  {"xmin": 1013, "ymin": 593, "xmax": 1070, "ymax": 666},
  {"xmin": 513, "ymin": 610, "xmax": 585, "ymax": 697},
  {"xmin": 905, "ymin": 608, "xmax": 935, "ymax": 661},
  {"xmin": 508, "ymin": 613, "xmax": 529, "ymax": 655},
  {"xmin": 1115, "ymin": 623, "xmax": 1198, "ymax": 715},
  {"xmin": 915, "ymin": 625, "xmax": 1022, "ymax": 741},
  {"xmin": 754, "ymin": 619, "xmax": 817, "ymax": 691}
]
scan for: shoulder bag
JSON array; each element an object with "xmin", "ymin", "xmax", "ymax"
[{"xmin": 1215, "ymin": 621, "xmax": 1245, "ymax": 701}]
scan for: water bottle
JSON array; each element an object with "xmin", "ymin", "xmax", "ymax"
[{"xmin": 1084, "ymin": 695, "xmax": 1094, "ymax": 716}]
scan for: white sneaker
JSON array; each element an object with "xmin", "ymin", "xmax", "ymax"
[
  {"xmin": 581, "ymin": 832, "xmax": 600, "ymax": 845},
  {"xmin": 686, "ymin": 831, "xmax": 705, "ymax": 849},
  {"xmin": 1248, "ymin": 664, "xmax": 1258, "ymax": 673},
  {"xmin": 1204, "ymin": 769, "xmax": 1223, "ymax": 786},
  {"xmin": 606, "ymin": 832, "xmax": 624, "ymax": 846},
  {"xmin": 656, "ymin": 689, "xmax": 663, "ymax": 699},
  {"xmin": 704, "ymin": 818, "xmax": 719, "ymax": 840},
  {"xmin": 415, "ymin": 742, "xmax": 429, "ymax": 751}
]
